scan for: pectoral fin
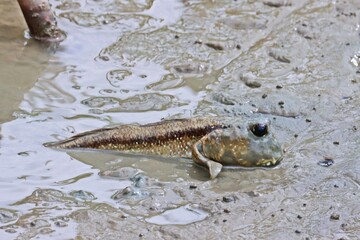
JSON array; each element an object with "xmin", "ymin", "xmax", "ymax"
[
  {"xmin": 206, "ymin": 161, "xmax": 223, "ymax": 179},
  {"xmin": 191, "ymin": 140, "xmax": 223, "ymax": 179}
]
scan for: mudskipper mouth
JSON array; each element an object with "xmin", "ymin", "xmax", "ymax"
[{"xmin": 258, "ymin": 158, "xmax": 281, "ymax": 167}]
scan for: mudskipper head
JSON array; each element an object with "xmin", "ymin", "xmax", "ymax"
[{"xmin": 200, "ymin": 118, "xmax": 283, "ymax": 167}]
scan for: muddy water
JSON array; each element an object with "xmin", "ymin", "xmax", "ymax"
[{"xmin": 0, "ymin": 0, "xmax": 360, "ymax": 239}]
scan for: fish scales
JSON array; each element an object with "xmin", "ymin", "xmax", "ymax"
[
  {"xmin": 44, "ymin": 117, "xmax": 284, "ymax": 178},
  {"xmin": 45, "ymin": 118, "xmax": 228, "ymax": 157}
]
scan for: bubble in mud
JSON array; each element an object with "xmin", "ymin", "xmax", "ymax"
[
  {"xmin": 350, "ymin": 51, "xmax": 360, "ymax": 67},
  {"xmin": 54, "ymin": 221, "xmax": 68, "ymax": 227},
  {"xmin": 111, "ymin": 186, "xmax": 149, "ymax": 200},
  {"xmin": 317, "ymin": 158, "xmax": 334, "ymax": 167},
  {"xmin": 69, "ymin": 190, "xmax": 96, "ymax": 201},
  {"xmin": 29, "ymin": 219, "xmax": 50, "ymax": 228},
  {"xmin": 131, "ymin": 174, "xmax": 150, "ymax": 188}
]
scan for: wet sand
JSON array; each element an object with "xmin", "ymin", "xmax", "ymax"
[{"xmin": 0, "ymin": 0, "xmax": 359, "ymax": 239}]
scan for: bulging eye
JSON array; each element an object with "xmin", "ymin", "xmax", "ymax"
[{"xmin": 250, "ymin": 123, "xmax": 268, "ymax": 137}]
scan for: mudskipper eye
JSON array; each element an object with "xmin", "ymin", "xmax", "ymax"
[{"xmin": 250, "ymin": 123, "xmax": 268, "ymax": 137}]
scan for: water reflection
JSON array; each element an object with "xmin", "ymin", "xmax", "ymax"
[{"xmin": 1, "ymin": 0, "xmax": 360, "ymax": 238}]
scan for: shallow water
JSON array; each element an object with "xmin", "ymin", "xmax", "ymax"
[{"xmin": 0, "ymin": 0, "xmax": 360, "ymax": 239}]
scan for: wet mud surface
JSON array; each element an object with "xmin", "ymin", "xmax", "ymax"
[{"xmin": 0, "ymin": 0, "xmax": 360, "ymax": 239}]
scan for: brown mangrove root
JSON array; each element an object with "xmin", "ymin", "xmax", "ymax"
[{"xmin": 17, "ymin": 0, "xmax": 66, "ymax": 42}]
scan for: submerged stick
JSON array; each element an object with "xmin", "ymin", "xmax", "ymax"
[{"xmin": 17, "ymin": 0, "xmax": 66, "ymax": 42}]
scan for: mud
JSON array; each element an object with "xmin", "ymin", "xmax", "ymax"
[{"xmin": 0, "ymin": 0, "xmax": 360, "ymax": 239}]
